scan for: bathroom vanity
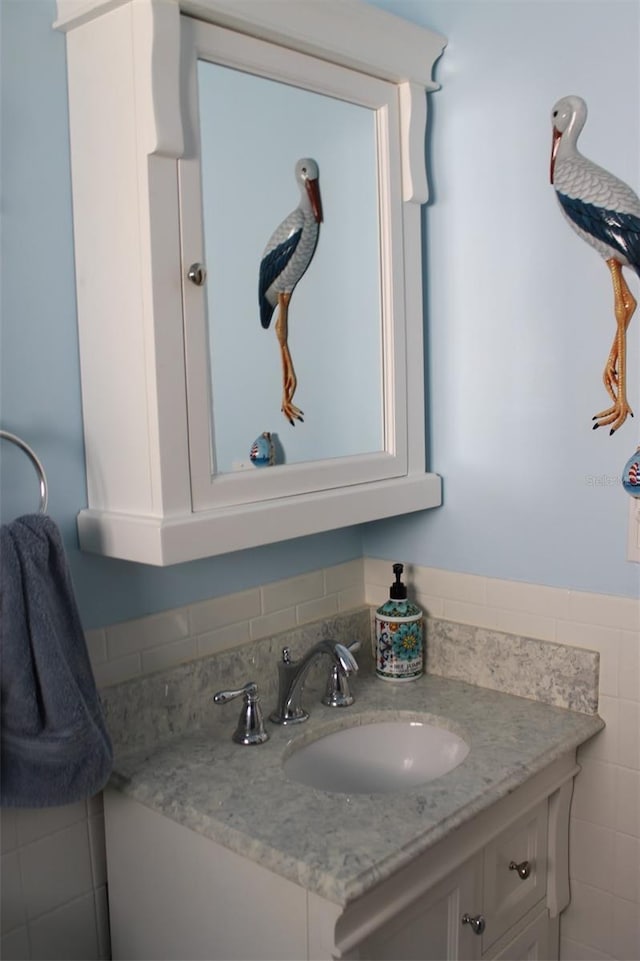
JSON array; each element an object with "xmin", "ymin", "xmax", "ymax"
[{"xmin": 102, "ymin": 632, "xmax": 603, "ymax": 961}]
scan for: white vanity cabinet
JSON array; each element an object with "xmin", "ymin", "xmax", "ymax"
[
  {"xmin": 103, "ymin": 753, "xmax": 576, "ymax": 961},
  {"xmin": 54, "ymin": 0, "xmax": 445, "ymax": 565}
]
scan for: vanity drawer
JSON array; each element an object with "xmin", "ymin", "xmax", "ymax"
[{"xmin": 482, "ymin": 800, "xmax": 548, "ymax": 952}]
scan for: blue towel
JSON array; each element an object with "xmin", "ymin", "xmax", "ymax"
[{"xmin": 1, "ymin": 514, "xmax": 113, "ymax": 807}]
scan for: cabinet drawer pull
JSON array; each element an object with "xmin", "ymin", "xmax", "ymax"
[
  {"xmin": 461, "ymin": 913, "xmax": 485, "ymax": 935},
  {"xmin": 509, "ymin": 859, "xmax": 531, "ymax": 880}
]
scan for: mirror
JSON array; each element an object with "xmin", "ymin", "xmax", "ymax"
[
  {"xmin": 180, "ymin": 17, "xmax": 409, "ymax": 511},
  {"xmin": 197, "ymin": 62, "xmax": 384, "ymax": 473}
]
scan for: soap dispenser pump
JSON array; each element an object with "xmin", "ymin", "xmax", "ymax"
[{"xmin": 375, "ymin": 563, "xmax": 424, "ymax": 681}]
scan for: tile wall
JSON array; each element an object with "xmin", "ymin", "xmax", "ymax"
[
  {"xmin": 2, "ymin": 557, "xmax": 638, "ymax": 960},
  {"xmin": 0, "ymin": 797, "xmax": 109, "ymax": 961}
]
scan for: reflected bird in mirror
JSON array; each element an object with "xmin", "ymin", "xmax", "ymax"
[
  {"xmin": 550, "ymin": 95, "xmax": 640, "ymax": 434},
  {"xmin": 259, "ymin": 158, "xmax": 323, "ymax": 426}
]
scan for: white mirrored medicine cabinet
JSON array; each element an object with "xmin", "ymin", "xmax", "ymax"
[{"xmin": 55, "ymin": 0, "xmax": 445, "ymax": 565}]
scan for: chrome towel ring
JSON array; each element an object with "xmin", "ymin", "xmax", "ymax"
[{"xmin": 0, "ymin": 430, "xmax": 49, "ymax": 514}]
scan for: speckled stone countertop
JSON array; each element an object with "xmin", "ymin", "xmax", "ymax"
[{"xmin": 110, "ymin": 656, "xmax": 603, "ymax": 907}]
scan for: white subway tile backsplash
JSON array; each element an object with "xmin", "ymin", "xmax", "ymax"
[
  {"xmin": 364, "ymin": 581, "xmax": 388, "ymax": 608},
  {"xmin": 566, "ymin": 591, "xmax": 640, "ymax": 633},
  {"xmin": 418, "ymin": 566, "xmax": 487, "ymax": 605},
  {"xmin": 28, "ymin": 892, "xmax": 99, "ymax": 961},
  {"xmin": 337, "ymin": 585, "xmax": 366, "ymax": 612},
  {"xmin": 616, "ymin": 767, "xmax": 640, "ymax": 838},
  {"xmin": 261, "ymin": 571, "xmax": 325, "ymax": 614},
  {"xmin": 559, "ymin": 936, "xmax": 613, "ymax": 960},
  {"xmin": 578, "ymin": 695, "xmax": 619, "ymax": 764},
  {"xmin": 571, "ymin": 758, "xmax": 618, "ymax": 828},
  {"xmin": 296, "ymin": 593, "xmax": 338, "ymax": 624},
  {"xmin": 106, "ymin": 608, "xmax": 189, "ymax": 660},
  {"xmin": 324, "ymin": 559, "xmax": 363, "ymax": 594},
  {"xmin": 249, "ymin": 606, "xmax": 297, "ymax": 641},
  {"xmin": 415, "ymin": 591, "xmax": 445, "ymax": 618},
  {"xmin": 614, "ymin": 833, "xmax": 640, "ymax": 903},
  {"xmin": 618, "ymin": 631, "xmax": 640, "ymax": 702},
  {"xmin": 189, "ymin": 588, "xmax": 261, "ymax": 636},
  {"xmin": 485, "ymin": 579, "xmax": 570, "ymax": 621},
  {"xmin": 441, "ymin": 598, "xmax": 500, "ymax": 630},
  {"xmin": 1, "ymin": 851, "xmax": 25, "ymax": 934},
  {"xmin": 560, "ymin": 880, "xmax": 614, "ymax": 956},
  {"xmin": 363, "ymin": 556, "xmax": 396, "ymax": 587},
  {"xmin": 17, "ymin": 801, "xmax": 86, "ymax": 847},
  {"xmin": 611, "ymin": 895, "xmax": 640, "ymax": 960},
  {"xmin": 569, "ymin": 818, "xmax": 615, "ymax": 892},
  {"xmin": 0, "ymin": 926, "xmax": 30, "ymax": 961},
  {"xmin": 20, "ymin": 822, "xmax": 93, "ymax": 920},
  {"xmin": 617, "ymin": 700, "xmax": 640, "ymax": 770},
  {"xmin": 140, "ymin": 636, "xmax": 199, "ymax": 676},
  {"xmin": 196, "ymin": 620, "xmax": 251, "ymax": 658},
  {"xmin": 493, "ymin": 607, "xmax": 556, "ymax": 641}
]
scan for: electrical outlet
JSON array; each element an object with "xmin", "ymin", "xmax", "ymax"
[{"xmin": 627, "ymin": 498, "xmax": 640, "ymax": 562}]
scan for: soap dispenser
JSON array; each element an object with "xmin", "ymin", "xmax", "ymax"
[{"xmin": 375, "ymin": 563, "xmax": 424, "ymax": 681}]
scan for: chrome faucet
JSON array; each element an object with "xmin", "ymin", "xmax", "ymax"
[{"xmin": 269, "ymin": 640, "xmax": 359, "ymax": 725}]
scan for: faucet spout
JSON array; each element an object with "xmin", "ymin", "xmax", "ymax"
[{"xmin": 269, "ymin": 640, "xmax": 358, "ymax": 725}]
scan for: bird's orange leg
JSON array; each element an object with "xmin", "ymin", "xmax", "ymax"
[
  {"xmin": 600, "ymin": 265, "xmax": 636, "ymax": 400},
  {"xmin": 274, "ymin": 292, "xmax": 303, "ymax": 425},
  {"xmin": 593, "ymin": 259, "xmax": 635, "ymax": 433}
]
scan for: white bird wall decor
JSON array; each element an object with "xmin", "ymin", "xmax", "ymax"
[
  {"xmin": 259, "ymin": 158, "xmax": 323, "ymax": 426},
  {"xmin": 550, "ymin": 95, "xmax": 640, "ymax": 434}
]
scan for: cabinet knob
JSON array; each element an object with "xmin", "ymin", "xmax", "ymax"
[
  {"xmin": 187, "ymin": 262, "xmax": 207, "ymax": 286},
  {"xmin": 509, "ymin": 859, "xmax": 531, "ymax": 880},
  {"xmin": 461, "ymin": 913, "xmax": 485, "ymax": 935}
]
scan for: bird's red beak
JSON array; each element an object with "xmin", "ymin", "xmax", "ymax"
[
  {"xmin": 550, "ymin": 126, "xmax": 561, "ymax": 184},
  {"xmin": 305, "ymin": 177, "xmax": 323, "ymax": 223}
]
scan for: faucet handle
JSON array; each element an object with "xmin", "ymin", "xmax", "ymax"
[
  {"xmin": 213, "ymin": 681, "xmax": 269, "ymax": 745},
  {"xmin": 322, "ymin": 640, "xmax": 360, "ymax": 708}
]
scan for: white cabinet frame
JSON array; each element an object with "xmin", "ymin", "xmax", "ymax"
[{"xmin": 55, "ymin": 0, "xmax": 446, "ymax": 565}]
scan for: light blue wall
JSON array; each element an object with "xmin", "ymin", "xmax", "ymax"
[
  {"xmin": 364, "ymin": 0, "xmax": 640, "ymax": 600},
  {"xmin": 2, "ymin": 0, "xmax": 638, "ymax": 638}
]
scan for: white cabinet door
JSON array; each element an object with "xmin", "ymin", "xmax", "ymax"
[{"xmin": 354, "ymin": 856, "xmax": 483, "ymax": 961}]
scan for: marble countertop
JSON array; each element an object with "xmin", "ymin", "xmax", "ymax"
[{"xmin": 110, "ymin": 660, "xmax": 603, "ymax": 907}]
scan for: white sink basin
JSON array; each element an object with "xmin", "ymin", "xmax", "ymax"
[{"xmin": 284, "ymin": 720, "xmax": 469, "ymax": 794}]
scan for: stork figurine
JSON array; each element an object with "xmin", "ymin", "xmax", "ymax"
[
  {"xmin": 259, "ymin": 158, "xmax": 323, "ymax": 426},
  {"xmin": 550, "ymin": 95, "xmax": 640, "ymax": 434}
]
